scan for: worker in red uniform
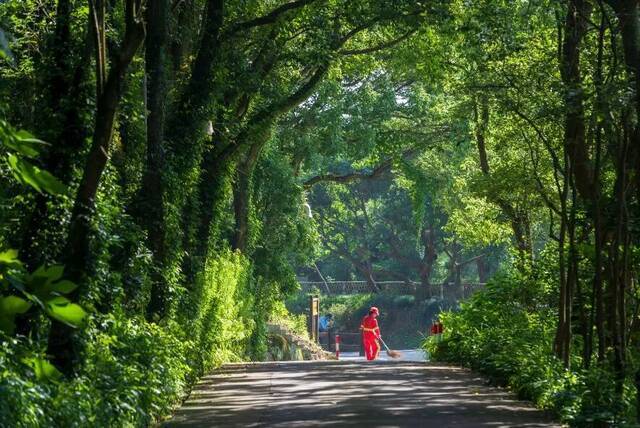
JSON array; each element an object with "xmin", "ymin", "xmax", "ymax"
[{"xmin": 360, "ymin": 306, "xmax": 382, "ymax": 361}]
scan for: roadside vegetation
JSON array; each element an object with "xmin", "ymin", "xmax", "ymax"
[{"xmin": 427, "ymin": 261, "xmax": 637, "ymax": 426}]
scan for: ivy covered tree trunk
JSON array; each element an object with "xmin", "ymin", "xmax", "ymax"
[
  {"xmin": 19, "ymin": 0, "xmax": 90, "ymax": 269},
  {"xmin": 49, "ymin": 0, "xmax": 146, "ymax": 375},
  {"xmin": 141, "ymin": 0, "xmax": 170, "ymax": 320},
  {"xmin": 162, "ymin": 0, "xmax": 225, "ymax": 272},
  {"xmin": 233, "ymin": 142, "xmax": 263, "ymax": 252}
]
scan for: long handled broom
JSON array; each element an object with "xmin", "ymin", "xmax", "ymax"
[{"xmin": 379, "ymin": 338, "xmax": 402, "ymax": 359}]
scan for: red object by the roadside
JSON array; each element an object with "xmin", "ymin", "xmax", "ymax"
[
  {"xmin": 431, "ymin": 322, "xmax": 444, "ymax": 335},
  {"xmin": 361, "ymin": 314, "xmax": 381, "ymax": 360}
]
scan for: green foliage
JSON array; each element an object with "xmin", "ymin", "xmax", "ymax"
[
  {"xmin": 269, "ymin": 300, "xmax": 309, "ymax": 339},
  {"xmin": 0, "ymin": 294, "xmax": 31, "ymax": 334},
  {"xmin": 426, "ymin": 268, "xmax": 637, "ymax": 426},
  {"xmin": 1, "ymin": 0, "xmax": 638, "ymax": 426},
  {"xmin": 0, "ymin": 121, "xmax": 67, "ymax": 196},
  {"xmin": 0, "ymin": 315, "xmax": 192, "ymax": 427},
  {"xmin": 0, "ymin": 256, "xmax": 85, "ymax": 334},
  {"xmin": 184, "ymin": 249, "xmax": 256, "ymax": 372}
]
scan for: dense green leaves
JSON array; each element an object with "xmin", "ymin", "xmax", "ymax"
[
  {"xmin": 21, "ymin": 357, "xmax": 62, "ymax": 382},
  {"xmin": 0, "ymin": 257, "xmax": 86, "ymax": 334},
  {"xmin": 0, "ymin": 295, "xmax": 31, "ymax": 334},
  {"xmin": 0, "ymin": 121, "xmax": 68, "ymax": 196},
  {"xmin": 44, "ymin": 297, "xmax": 85, "ymax": 327}
]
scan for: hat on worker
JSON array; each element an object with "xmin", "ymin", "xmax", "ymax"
[{"xmin": 369, "ymin": 306, "xmax": 379, "ymax": 315}]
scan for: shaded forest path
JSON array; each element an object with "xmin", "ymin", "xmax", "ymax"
[{"xmin": 163, "ymin": 361, "xmax": 560, "ymax": 427}]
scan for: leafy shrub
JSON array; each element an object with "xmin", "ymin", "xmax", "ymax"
[
  {"xmin": 0, "ymin": 315, "xmax": 191, "ymax": 427},
  {"xmin": 270, "ymin": 300, "xmax": 309, "ymax": 339},
  {"xmin": 426, "ymin": 268, "xmax": 637, "ymax": 426},
  {"xmin": 0, "ymin": 250, "xmax": 263, "ymax": 427},
  {"xmin": 182, "ymin": 249, "xmax": 256, "ymax": 374}
]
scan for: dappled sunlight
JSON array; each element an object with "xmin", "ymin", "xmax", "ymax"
[{"xmin": 165, "ymin": 361, "xmax": 559, "ymax": 427}]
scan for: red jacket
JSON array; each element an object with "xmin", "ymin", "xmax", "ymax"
[{"xmin": 361, "ymin": 315, "xmax": 380, "ymax": 338}]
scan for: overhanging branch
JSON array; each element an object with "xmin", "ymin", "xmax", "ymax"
[
  {"xmin": 340, "ymin": 29, "xmax": 416, "ymax": 56},
  {"xmin": 303, "ymin": 146, "xmax": 420, "ymax": 189},
  {"xmin": 225, "ymin": 0, "xmax": 321, "ymax": 37}
]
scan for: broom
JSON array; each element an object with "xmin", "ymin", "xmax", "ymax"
[{"xmin": 379, "ymin": 338, "xmax": 402, "ymax": 359}]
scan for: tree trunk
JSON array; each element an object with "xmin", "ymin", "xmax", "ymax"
[
  {"xmin": 558, "ymin": 0, "xmax": 591, "ymax": 370},
  {"xmin": 142, "ymin": 0, "xmax": 170, "ymax": 320},
  {"xmin": 19, "ymin": 0, "xmax": 91, "ymax": 269},
  {"xmin": 162, "ymin": 0, "xmax": 225, "ymax": 274},
  {"xmin": 49, "ymin": 1, "xmax": 146, "ymax": 375},
  {"xmin": 418, "ymin": 221, "xmax": 437, "ymax": 298},
  {"xmin": 473, "ymin": 95, "xmax": 532, "ymax": 264},
  {"xmin": 232, "ymin": 142, "xmax": 263, "ymax": 252},
  {"xmin": 15, "ymin": 0, "xmax": 91, "ymax": 336},
  {"xmin": 561, "ymin": 0, "xmax": 594, "ymax": 200},
  {"xmin": 362, "ymin": 263, "xmax": 379, "ymax": 294},
  {"xmin": 476, "ymin": 255, "xmax": 488, "ymax": 283},
  {"xmin": 65, "ymin": 0, "xmax": 145, "ymax": 281},
  {"xmin": 602, "ymin": 3, "xmax": 640, "ymax": 390}
]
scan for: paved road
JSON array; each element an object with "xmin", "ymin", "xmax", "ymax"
[
  {"xmin": 164, "ymin": 360, "xmax": 561, "ymax": 428},
  {"xmin": 339, "ymin": 349, "xmax": 427, "ymax": 362}
]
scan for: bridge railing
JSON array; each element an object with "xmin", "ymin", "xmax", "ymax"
[{"xmin": 299, "ymin": 280, "xmax": 485, "ymax": 299}]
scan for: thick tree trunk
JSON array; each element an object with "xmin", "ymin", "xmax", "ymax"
[
  {"xmin": 19, "ymin": 0, "xmax": 91, "ymax": 268},
  {"xmin": 162, "ymin": 0, "xmax": 225, "ymax": 275},
  {"xmin": 65, "ymin": 1, "xmax": 145, "ymax": 281},
  {"xmin": 49, "ymin": 1, "xmax": 145, "ymax": 375},
  {"xmin": 15, "ymin": 0, "xmax": 91, "ymax": 335},
  {"xmin": 557, "ymin": 0, "xmax": 591, "ymax": 370},
  {"xmin": 142, "ymin": 0, "xmax": 170, "ymax": 320},
  {"xmin": 561, "ymin": 0, "xmax": 594, "ymax": 200}
]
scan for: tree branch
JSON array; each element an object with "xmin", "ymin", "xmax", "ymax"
[
  {"xmin": 340, "ymin": 29, "xmax": 416, "ymax": 55},
  {"xmin": 303, "ymin": 146, "xmax": 420, "ymax": 189},
  {"xmin": 216, "ymin": 64, "xmax": 329, "ymax": 164},
  {"xmin": 225, "ymin": 0, "xmax": 321, "ymax": 37}
]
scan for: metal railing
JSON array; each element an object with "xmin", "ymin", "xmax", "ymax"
[{"xmin": 299, "ymin": 280, "xmax": 485, "ymax": 299}]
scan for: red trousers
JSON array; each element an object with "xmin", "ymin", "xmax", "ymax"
[{"xmin": 363, "ymin": 333, "xmax": 380, "ymax": 360}]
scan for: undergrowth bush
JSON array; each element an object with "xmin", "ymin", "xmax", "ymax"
[
  {"xmin": 182, "ymin": 249, "xmax": 256, "ymax": 373},
  {"xmin": 425, "ymin": 268, "xmax": 638, "ymax": 426},
  {"xmin": 0, "ymin": 250, "xmax": 264, "ymax": 427},
  {"xmin": 270, "ymin": 300, "xmax": 309, "ymax": 339}
]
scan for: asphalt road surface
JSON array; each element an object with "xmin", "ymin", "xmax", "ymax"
[{"xmin": 163, "ymin": 360, "xmax": 561, "ymax": 428}]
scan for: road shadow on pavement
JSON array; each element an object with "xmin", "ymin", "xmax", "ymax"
[{"xmin": 163, "ymin": 360, "xmax": 561, "ymax": 428}]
